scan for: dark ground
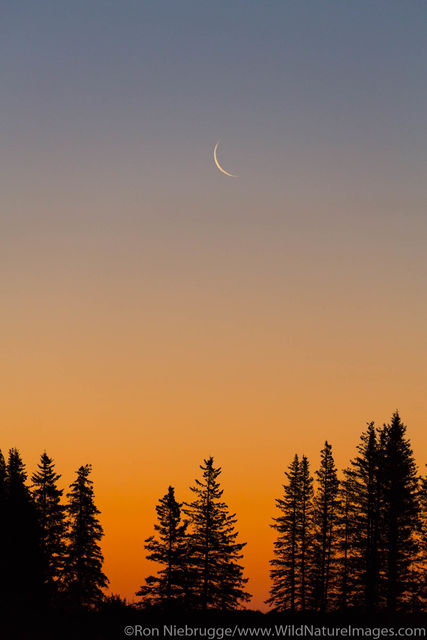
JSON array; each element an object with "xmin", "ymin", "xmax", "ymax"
[{"xmin": 2, "ymin": 605, "xmax": 426, "ymax": 640}]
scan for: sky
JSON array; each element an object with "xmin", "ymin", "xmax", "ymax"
[{"xmin": 1, "ymin": 1, "xmax": 427, "ymax": 610}]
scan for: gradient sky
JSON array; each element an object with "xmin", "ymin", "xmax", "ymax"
[{"xmin": 1, "ymin": 1, "xmax": 427, "ymax": 610}]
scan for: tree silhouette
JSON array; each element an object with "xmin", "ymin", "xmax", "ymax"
[
  {"xmin": 5, "ymin": 448, "xmax": 42, "ymax": 611},
  {"xmin": 418, "ymin": 468, "xmax": 427, "ymax": 608},
  {"xmin": 0, "ymin": 451, "xmax": 7, "ymax": 605},
  {"xmin": 268, "ymin": 454, "xmax": 314, "ymax": 613},
  {"xmin": 184, "ymin": 457, "xmax": 250, "ymax": 611},
  {"xmin": 311, "ymin": 441, "xmax": 339, "ymax": 612},
  {"xmin": 335, "ymin": 469, "xmax": 359, "ymax": 612},
  {"xmin": 343, "ymin": 422, "xmax": 382, "ymax": 611},
  {"xmin": 63, "ymin": 464, "xmax": 108, "ymax": 607},
  {"xmin": 299, "ymin": 455, "xmax": 314, "ymax": 612},
  {"xmin": 137, "ymin": 486, "xmax": 190, "ymax": 610},
  {"xmin": 421, "ymin": 469, "xmax": 427, "ymax": 553},
  {"xmin": 379, "ymin": 412, "xmax": 420, "ymax": 612},
  {"xmin": 268, "ymin": 454, "xmax": 301, "ymax": 612},
  {"xmin": 31, "ymin": 452, "xmax": 67, "ymax": 600},
  {"xmin": 0, "ymin": 451, "xmax": 6, "ymax": 498}
]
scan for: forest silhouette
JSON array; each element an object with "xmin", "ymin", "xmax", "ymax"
[{"xmin": 1, "ymin": 411, "xmax": 425, "ymax": 639}]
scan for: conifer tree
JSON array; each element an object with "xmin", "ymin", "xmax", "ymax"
[
  {"xmin": 418, "ymin": 469, "xmax": 427, "ymax": 607},
  {"xmin": 63, "ymin": 464, "xmax": 108, "ymax": 607},
  {"xmin": 299, "ymin": 455, "xmax": 314, "ymax": 612},
  {"xmin": 268, "ymin": 455, "xmax": 301, "ymax": 612},
  {"xmin": 0, "ymin": 451, "xmax": 7, "ymax": 603},
  {"xmin": 5, "ymin": 448, "xmax": 42, "ymax": 610},
  {"xmin": 184, "ymin": 457, "xmax": 250, "ymax": 611},
  {"xmin": 268, "ymin": 454, "xmax": 314, "ymax": 613},
  {"xmin": 137, "ymin": 486, "xmax": 190, "ymax": 610},
  {"xmin": 31, "ymin": 452, "xmax": 67, "ymax": 598},
  {"xmin": 0, "ymin": 451, "xmax": 6, "ymax": 521},
  {"xmin": 379, "ymin": 412, "xmax": 420, "ymax": 612},
  {"xmin": 311, "ymin": 441, "xmax": 339, "ymax": 612},
  {"xmin": 420, "ymin": 468, "xmax": 427, "ymax": 566},
  {"xmin": 344, "ymin": 422, "xmax": 382, "ymax": 611},
  {"xmin": 335, "ymin": 472, "xmax": 358, "ymax": 611},
  {"xmin": 0, "ymin": 451, "xmax": 6, "ymax": 498}
]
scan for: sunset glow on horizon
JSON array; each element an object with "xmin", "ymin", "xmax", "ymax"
[{"xmin": 1, "ymin": 1, "xmax": 427, "ymax": 612}]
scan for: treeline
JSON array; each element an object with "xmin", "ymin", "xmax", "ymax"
[
  {"xmin": 1, "ymin": 410, "xmax": 425, "ymax": 618},
  {"xmin": 0, "ymin": 450, "xmax": 107, "ymax": 613},
  {"xmin": 139, "ymin": 412, "xmax": 426, "ymax": 615}
]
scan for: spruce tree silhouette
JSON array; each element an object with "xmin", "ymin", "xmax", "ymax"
[
  {"xmin": 379, "ymin": 412, "xmax": 420, "ymax": 612},
  {"xmin": 63, "ymin": 464, "xmax": 108, "ymax": 607},
  {"xmin": 343, "ymin": 422, "xmax": 381, "ymax": 611},
  {"xmin": 5, "ymin": 448, "xmax": 42, "ymax": 612},
  {"xmin": 137, "ymin": 486, "xmax": 190, "ymax": 611},
  {"xmin": 335, "ymin": 471, "xmax": 356, "ymax": 611},
  {"xmin": 0, "ymin": 451, "xmax": 6, "ymax": 498},
  {"xmin": 0, "ymin": 451, "xmax": 7, "ymax": 607},
  {"xmin": 268, "ymin": 454, "xmax": 301, "ymax": 613},
  {"xmin": 419, "ymin": 468, "xmax": 427, "ymax": 607},
  {"xmin": 421, "ymin": 469, "xmax": 427, "ymax": 544},
  {"xmin": 311, "ymin": 441, "xmax": 339, "ymax": 613},
  {"xmin": 299, "ymin": 455, "xmax": 314, "ymax": 613},
  {"xmin": 31, "ymin": 452, "xmax": 67, "ymax": 602},
  {"xmin": 268, "ymin": 454, "xmax": 314, "ymax": 613},
  {"xmin": 184, "ymin": 457, "xmax": 250, "ymax": 611}
]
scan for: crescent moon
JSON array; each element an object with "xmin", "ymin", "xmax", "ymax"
[{"xmin": 213, "ymin": 141, "xmax": 238, "ymax": 178}]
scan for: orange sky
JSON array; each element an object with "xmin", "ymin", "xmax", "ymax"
[
  {"xmin": 2, "ymin": 193, "xmax": 427, "ymax": 611},
  {"xmin": 1, "ymin": 306, "xmax": 426, "ymax": 610}
]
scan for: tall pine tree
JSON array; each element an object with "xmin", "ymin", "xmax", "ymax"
[
  {"xmin": 0, "ymin": 451, "xmax": 7, "ymax": 605},
  {"xmin": 5, "ymin": 448, "xmax": 42, "ymax": 611},
  {"xmin": 418, "ymin": 468, "xmax": 427, "ymax": 608},
  {"xmin": 268, "ymin": 454, "xmax": 314, "ymax": 613},
  {"xmin": 335, "ymin": 471, "xmax": 358, "ymax": 611},
  {"xmin": 31, "ymin": 452, "xmax": 67, "ymax": 600},
  {"xmin": 298, "ymin": 455, "xmax": 314, "ymax": 612},
  {"xmin": 137, "ymin": 486, "xmax": 190, "ymax": 610},
  {"xmin": 343, "ymin": 422, "xmax": 382, "ymax": 611},
  {"xmin": 268, "ymin": 455, "xmax": 301, "ymax": 612},
  {"xmin": 311, "ymin": 441, "xmax": 339, "ymax": 612},
  {"xmin": 421, "ymin": 469, "xmax": 427, "ymax": 558},
  {"xmin": 63, "ymin": 464, "xmax": 108, "ymax": 607},
  {"xmin": 184, "ymin": 457, "xmax": 250, "ymax": 611},
  {"xmin": 379, "ymin": 412, "xmax": 420, "ymax": 612}
]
